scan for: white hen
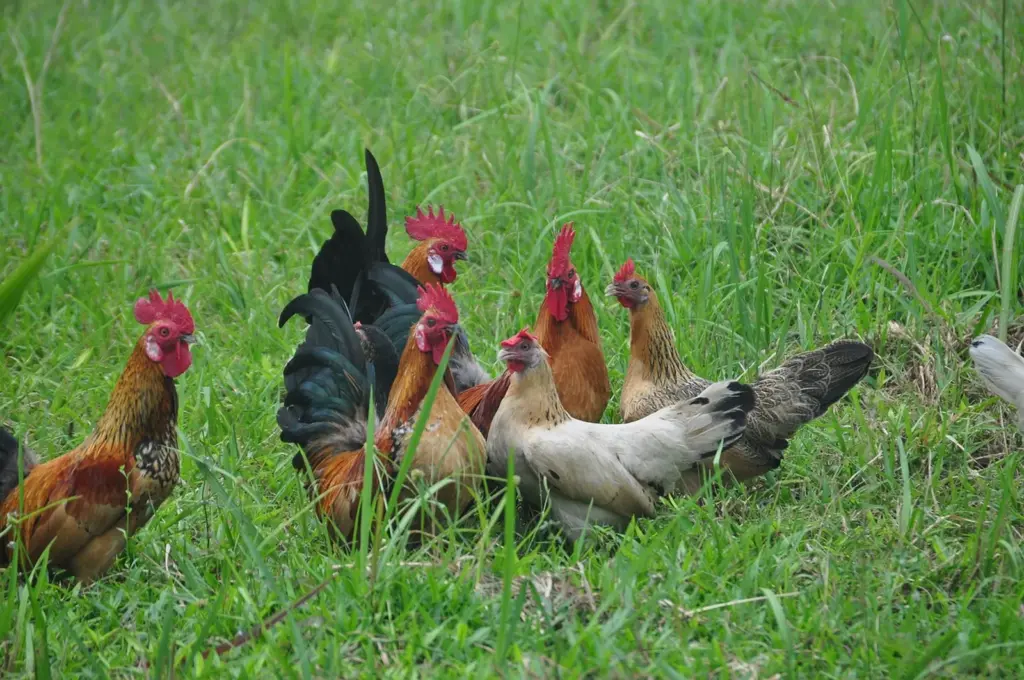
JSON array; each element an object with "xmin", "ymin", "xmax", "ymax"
[
  {"xmin": 486, "ymin": 327, "xmax": 754, "ymax": 540},
  {"xmin": 969, "ymin": 334, "xmax": 1024, "ymax": 430}
]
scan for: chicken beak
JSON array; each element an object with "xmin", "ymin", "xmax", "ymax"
[
  {"xmin": 453, "ymin": 251, "xmax": 468, "ymax": 263},
  {"xmin": 181, "ymin": 334, "xmax": 198, "ymax": 345},
  {"xmin": 603, "ymin": 283, "xmax": 620, "ymax": 298}
]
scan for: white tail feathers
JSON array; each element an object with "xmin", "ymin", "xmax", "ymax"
[
  {"xmin": 969, "ymin": 335, "xmax": 1024, "ymax": 430},
  {"xmin": 665, "ymin": 380, "xmax": 754, "ymax": 456},
  {"xmin": 610, "ymin": 379, "xmax": 754, "ymax": 491}
]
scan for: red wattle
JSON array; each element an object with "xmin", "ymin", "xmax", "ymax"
[
  {"xmin": 545, "ymin": 289, "xmax": 569, "ymax": 321},
  {"xmin": 161, "ymin": 342, "xmax": 193, "ymax": 378}
]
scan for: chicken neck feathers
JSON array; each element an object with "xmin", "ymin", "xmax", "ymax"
[{"xmin": 533, "ymin": 285, "xmax": 610, "ymax": 422}]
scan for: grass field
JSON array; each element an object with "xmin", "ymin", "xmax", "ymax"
[{"xmin": 2, "ymin": 0, "xmax": 1023, "ymax": 676}]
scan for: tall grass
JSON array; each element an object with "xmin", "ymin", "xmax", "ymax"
[{"xmin": 0, "ymin": 0, "xmax": 1021, "ymax": 676}]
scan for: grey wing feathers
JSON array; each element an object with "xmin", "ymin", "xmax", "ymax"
[
  {"xmin": 746, "ymin": 340, "xmax": 873, "ymax": 449},
  {"xmin": 450, "ymin": 326, "xmax": 491, "ymax": 393},
  {"xmin": 519, "ymin": 440, "xmax": 658, "ymax": 520}
]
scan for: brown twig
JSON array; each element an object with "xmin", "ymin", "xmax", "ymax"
[
  {"xmin": 202, "ymin": 570, "xmax": 339, "ymax": 659},
  {"xmin": 868, "ymin": 255, "xmax": 942, "ymax": 321},
  {"xmin": 749, "ymin": 70, "xmax": 801, "ymax": 108},
  {"xmin": 659, "ymin": 591, "xmax": 799, "ymax": 619}
]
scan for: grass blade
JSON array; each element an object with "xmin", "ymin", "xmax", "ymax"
[
  {"xmin": 0, "ymin": 237, "xmax": 58, "ymax": 327},
  {"xmin": 998, "ymin": 185, "xmax": 1022, "ymax": 342},
  {"xmin": 496, "ymin": 450, "xmax": 519, "ymax": 661},
  {"xmin": 966, "ymin": 145, "xmax": 1006, "ymax": 230}
]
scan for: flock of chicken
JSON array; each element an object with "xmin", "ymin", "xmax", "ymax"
[{"xmin": 1, "ymin": 149, "xmax": 1022, "ymax": 583}]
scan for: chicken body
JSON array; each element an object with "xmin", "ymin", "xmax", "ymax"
[
  {"xmin": 533, "ymin": 284, "xmax": 610, "ymax": 423},
  {"xmin": 969, "ymin": 335, "xmax": 1024, "ymax": 430},
  {"xmin": 1, "ymin": 297, "xmax": 193, "ymax": 583},
  {"xmin": 486, "ymin": 330, "xmax": 753, "ymax": 541},
  {"xmin": 279, "ymin": 284, "xmax": 484, "ymax": 542},
  {"xmin": 608, "ymin": 263, "xmax": 873, "ymax": 493}
]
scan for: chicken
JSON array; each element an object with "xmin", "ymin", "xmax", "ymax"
[
  {"xmin": 0, "ymin": 291, "xmax": 195, "ymax": 583},
  {"xmin": 969, "ymin": 334, "xmax": 1024, "ymax": 430},
  {"xmin": 278, "ymin": 283, "xmax": 486, "ymax": 542},
  {"xmin": 606, "ymin": 258, "xmax": 873, "ymax": 493},
  {"xmin": 486, "ymin": 328, "xmax": 754, "ymax": 541},
  {"xmin": 309, "ymin": 148, "xmax": 487, "ymax": 393},
  {"xmin": 458, "ymin": 223, "xmax": 611, "ymax": 436}
]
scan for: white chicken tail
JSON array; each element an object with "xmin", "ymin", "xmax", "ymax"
[
  {"xmin": 969, "ymin": 335, "xmax": 1024, "ymax": 429},
  {"xmin": 666, "ymin": 380, "xmax": 754, "ymax": 454},
  {"xmin": 614, "ymin": 380, "xmax": 755, "ymax": 492}
]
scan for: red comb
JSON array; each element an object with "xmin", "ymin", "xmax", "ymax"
[
  {"xmin": 133, "ymin": 289, "xmax": 194, "ymax": 334},
  {"xmin": 547, "ymin": 223, "xmax": 576, "ymax": 277},
  {"xmin": 500, "ymin": 327, "xmax": 539, "ymax": 349},
  {"xmin": 416, "ymin": 283, "xmax": 459, "ymax": 324},
  {"xmin": 405, "ymin": 205, "xmax": 468, "ymax": 251},
  {"xmin": 614, "ymin": 258, "xmax": 636, "ymax": 283}
]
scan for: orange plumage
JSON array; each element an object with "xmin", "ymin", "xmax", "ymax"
[
  {"xmin": 457, "ymin": 371, "xmax": 512, "ymax": 436},
  {"xmin": 0, "ymin": 291, "xmax": 195, "ymax": 583}
]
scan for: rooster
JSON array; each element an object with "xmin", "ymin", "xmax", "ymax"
[
  {"xmin": 969, "ymin": 334, "xmax": 1024, "ymax": 430},
  {"xmin": 0, "ymin": 291, "xmax": 195, "ymax": 583},
  {"xmin": 486, "ymin": 328, "xmax": 754, "ymax": 541},
  {"xmin": 458, "ymin": 223, "xmax": 611, "ymax": 436},
  {"xmin": 309, "ymin": 148, "xmax": 487, "ymax": 393},
  {"xmin": 606, "ymin": 258, "xmax": 873, "ymax": 492},
  {"xmin": 278, "ymin": 283, "xmax": 485, "ymax": 542}
]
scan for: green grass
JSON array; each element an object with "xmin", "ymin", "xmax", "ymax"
[{"xmin": 2, "ymin": 0, "xmax": 1023, "ymax": 675}]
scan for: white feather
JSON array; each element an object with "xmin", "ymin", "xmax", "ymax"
[{"xmin": 969, "ymin": 334, "xmax": 1024, "ymax": 429}]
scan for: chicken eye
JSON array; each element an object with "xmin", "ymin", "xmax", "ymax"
[
  {"xmin": 629, "ymin": 281, "xmax": 639, "ymax": 289},
  {"xmin": 441, "ymin": 244, "xmax": 449, "ymax": 252},
  {"xmin": 159, "ymin": 327, "xmax": 170, "ymax": 337},
  {"xmin": 426, "ymin": 318, "xmax": 437, "ymax": 328},
  {"xmin": 568, "ymin": 269, "xmax": 576, "ymax": 279},
  {"xmin": 520, "ymin": 342, "xmax": 529, "ymax": 351}
]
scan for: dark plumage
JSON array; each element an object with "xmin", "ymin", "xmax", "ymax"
[
  {"xmin": 307, "ymin": 150, "xmax": 413, "ymax": 324},
  {"xmin": 0, "ymin": 427, "xmax": 38, "ymax": 501},
  {"xmin": 278, "ymin": 286, "xmax": 419, "ymax": 471},
  {"xmin": 304, "ymin": 148, "xmax": 487, "ymax": 394}
]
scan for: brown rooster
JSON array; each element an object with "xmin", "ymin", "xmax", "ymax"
[
  {"xmin": 402, "ymin": 206, "xmax": 468, "ymax": 285},
  {"xmin": 278, "ymin": 283, "xmax": 485, "ymax": 542},
  {"xmin": 458, "ymin": 223, "xmax": 611, "ymax": 435},
  {"xmin": 606, "ymin": 259, "xmax": 873, "ymax": 493},
  {"xmin": 0, "ymin": 291, "xmax": 195, "ymax": 582}
]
